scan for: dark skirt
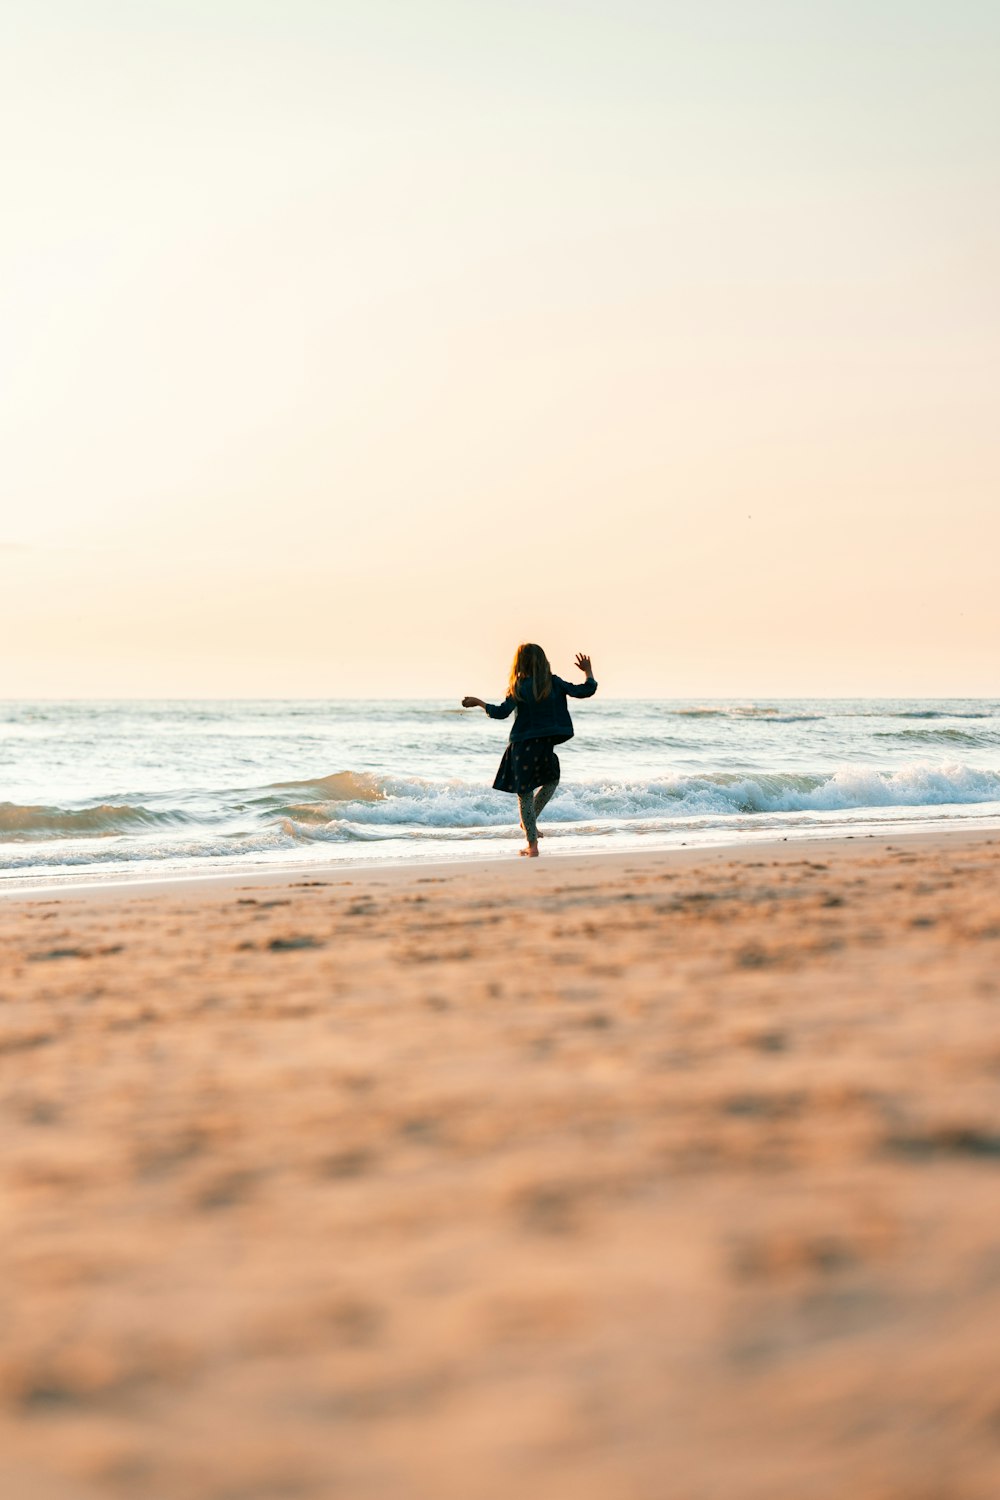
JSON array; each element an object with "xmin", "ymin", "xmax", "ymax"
[{"xmin": 493, "ymin": 737, "xmax": 561, "ymax": 796}]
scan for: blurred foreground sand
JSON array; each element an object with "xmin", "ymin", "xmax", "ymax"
[{"xmin": 2, "ymin": 833, "xmax": 1000, "ymax": 1499}]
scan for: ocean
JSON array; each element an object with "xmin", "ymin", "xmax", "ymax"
[{"xmin": 3, "ymin": 698, "xmax": 1000, "ymax": 888}]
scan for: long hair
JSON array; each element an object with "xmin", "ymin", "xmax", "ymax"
[{"xmin": 507, "ymin": 642, "xmax": 552, "ymax": 702}]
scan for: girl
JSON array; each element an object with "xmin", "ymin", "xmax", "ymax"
[{"xmin": 463, "ymin": 645, "xmax": 598, "ymax": 857}]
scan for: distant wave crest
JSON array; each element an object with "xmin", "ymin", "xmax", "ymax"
[{"xmin": 874, "ymin": 728, "xmax": 996, "ymax": 747}]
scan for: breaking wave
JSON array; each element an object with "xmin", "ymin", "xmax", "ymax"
[
  {"xmin": 269, "ymin": 762, "xmax": 1000, "ymax": 832},
  {"xmin": 0, "ymin": 801, "xmax": 191, "ymax": 840},
  {"xmin": 6, "ymin": 759, "xmax": 1000, "ymax": 849},
  {"xmin": 264, "ymin": 770, "xmax": 387, "ymax": 803}
]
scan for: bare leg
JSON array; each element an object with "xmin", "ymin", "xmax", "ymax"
[{"xmin": 517, "ymin": 791, "xmax": 539, "ymax": 855}]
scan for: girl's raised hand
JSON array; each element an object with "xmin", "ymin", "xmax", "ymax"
[
  {"xmin": 462, "ymin": 696, "xmax": 484, "ymax": 709},
  {"xmin": 574, "ymin": 653, "xmax": 593, "ymax": 678}
]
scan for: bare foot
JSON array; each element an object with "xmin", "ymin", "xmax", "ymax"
[{"xmin": 519, "ymin": 843, "xmax": 539, "ymax": 858}]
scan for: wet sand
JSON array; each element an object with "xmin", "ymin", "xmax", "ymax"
[{"xmin": 2, "ymin": 830, "xmax": 1000, "ymax": 1499}]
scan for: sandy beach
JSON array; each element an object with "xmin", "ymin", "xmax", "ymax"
[{"xmin": 3, "ymin": 829, "xmax": 1000, "ymax": 1499}]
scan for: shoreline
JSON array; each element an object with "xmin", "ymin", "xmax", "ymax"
[{"xmin": 3, "ymin": 818, "xmax": 1000, "ymax": 905}]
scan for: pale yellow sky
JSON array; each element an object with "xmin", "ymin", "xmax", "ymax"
[{"xmin": 2, "ymin": 1, "xmax": 998, "ymax": 696}]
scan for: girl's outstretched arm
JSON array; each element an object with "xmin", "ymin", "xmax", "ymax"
[{"xmin": 462, "ymin": 694, "xmax": 516, "ymax": 718}]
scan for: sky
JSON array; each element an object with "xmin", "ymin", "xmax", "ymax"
[{"xmin": 2, "ymin": 0, "xmax": 998, "ymax": 698}]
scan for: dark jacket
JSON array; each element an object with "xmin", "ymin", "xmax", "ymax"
[{"xmin": 485, "ymin": 675, "xmax": 598, "ymax": 744}]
